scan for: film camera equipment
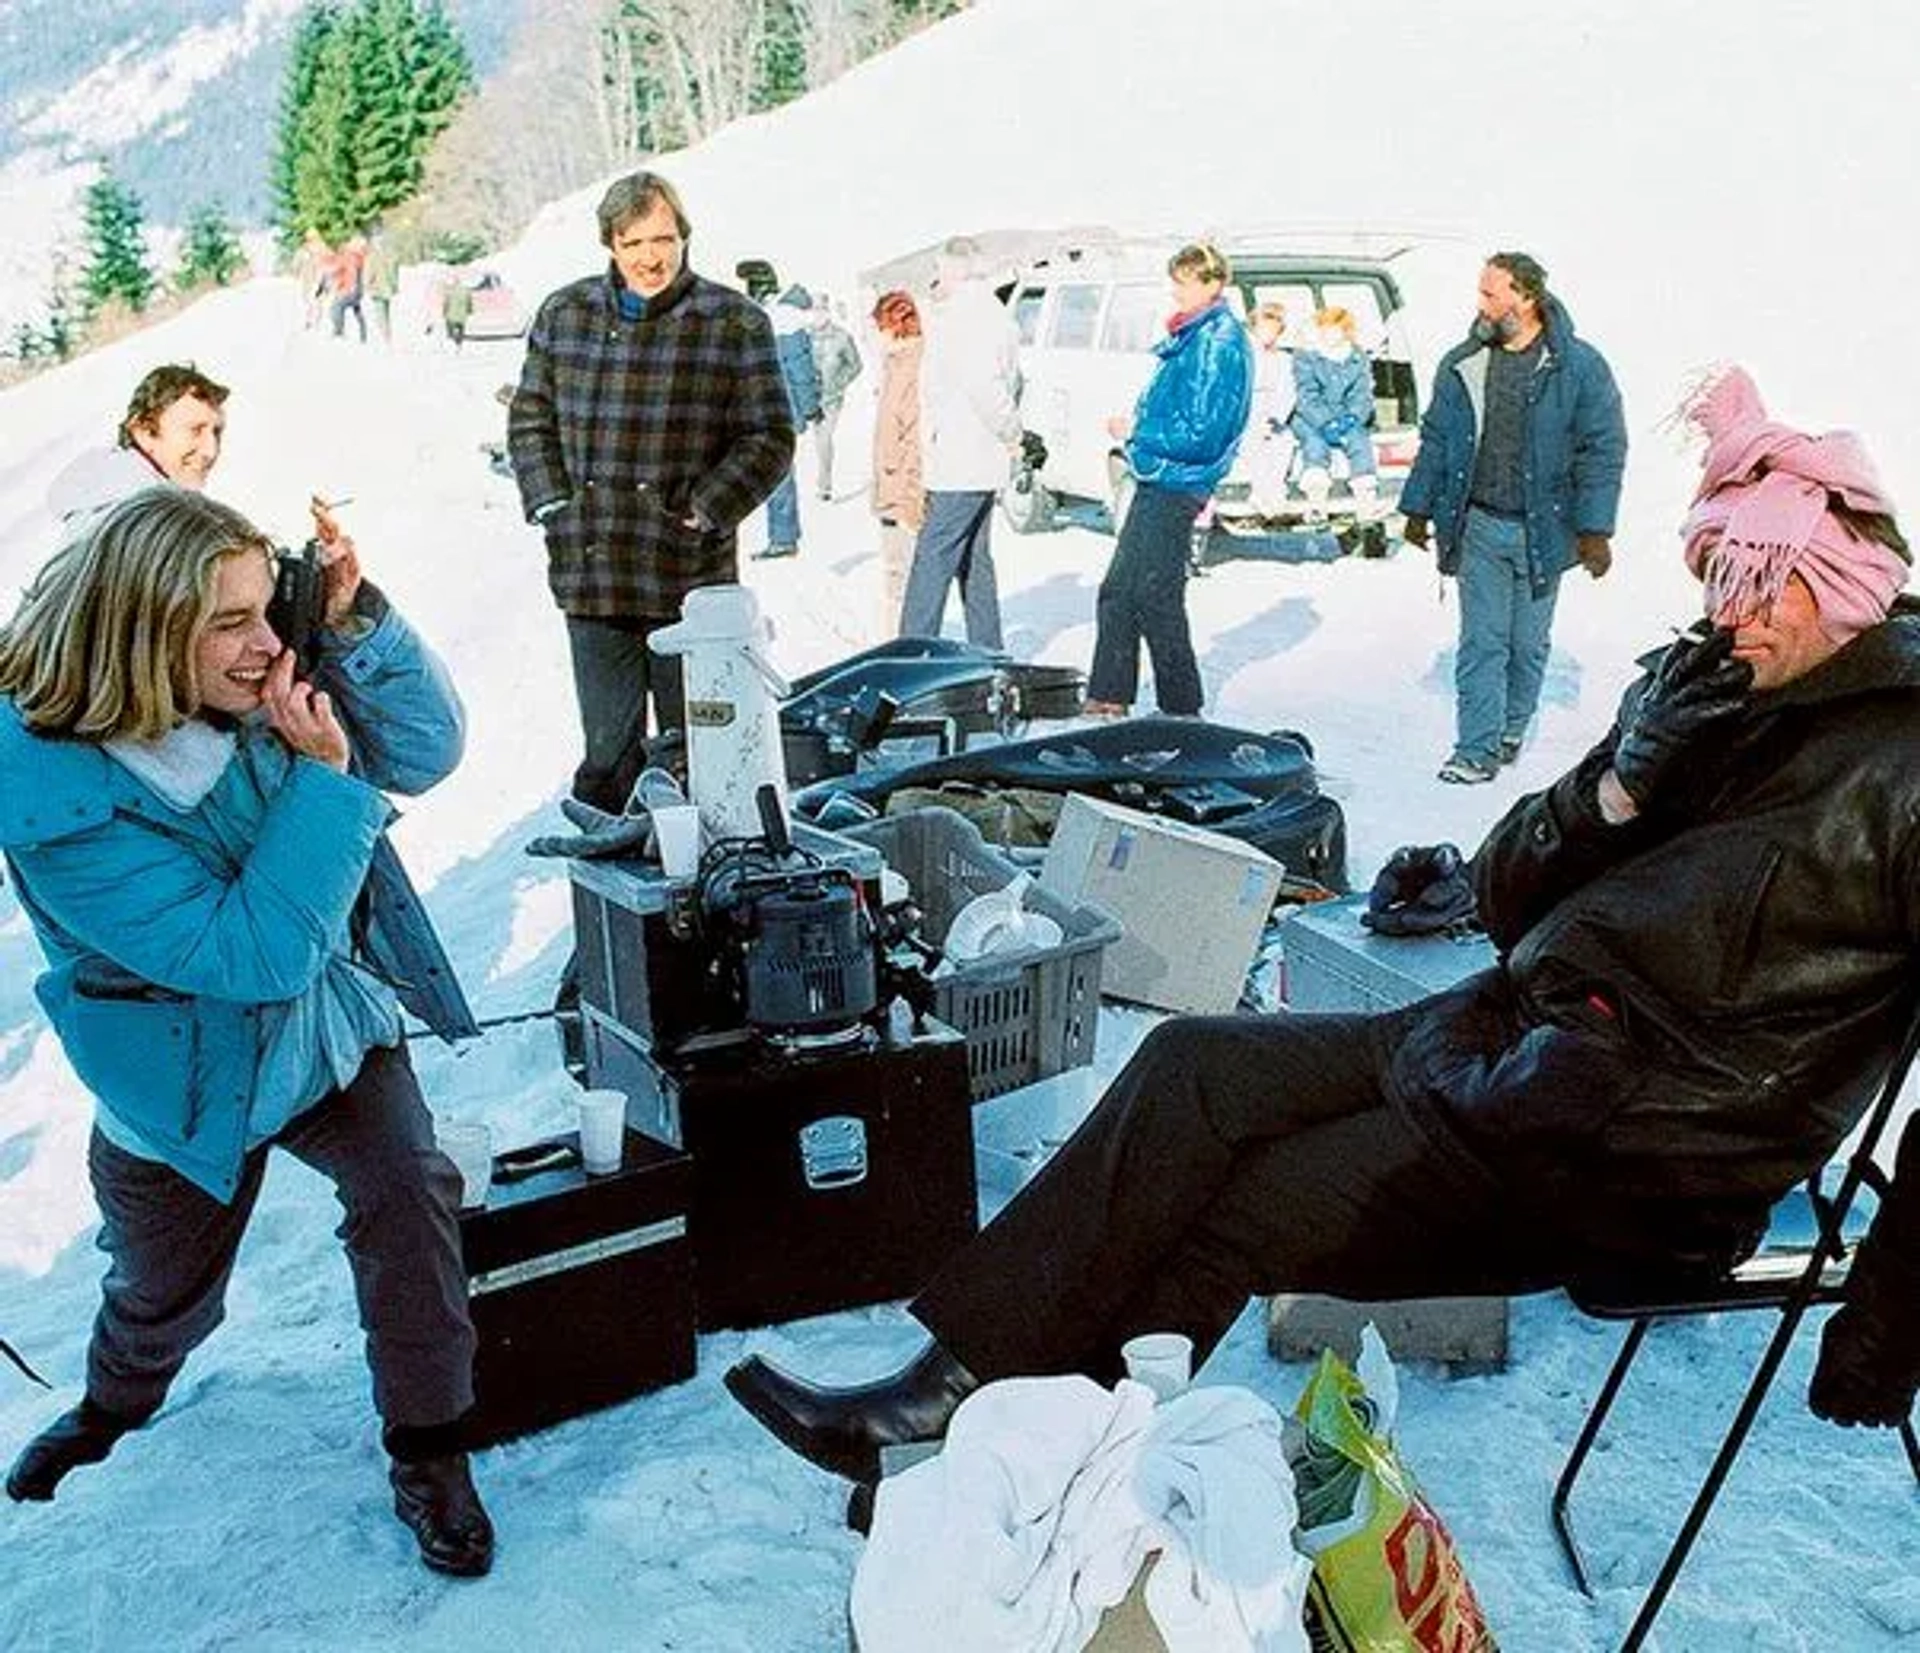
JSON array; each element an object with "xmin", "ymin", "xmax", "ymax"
[{"xmin": 266, "ymin": 538, "xmax": 328, "ymax": 674}]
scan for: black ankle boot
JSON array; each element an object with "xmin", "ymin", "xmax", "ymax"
[
  {"xmin": 6, "ymin": 1397, "xmax": 143, "ymax": 1503},
  {"xmin": 723, "ymin": 1341, "xmax": 977, "ymax": 1483},
  {"xmin": 384, "ymin": 1420, "xmax": 495, "ymax": 1578}
]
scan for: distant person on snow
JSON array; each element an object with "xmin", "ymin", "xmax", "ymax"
[
  {"xmin": 757, "ymin": 283, "xmax": 825, "ymax": 560},
  {"xmin": 44, "ymin": 362, "xmax": 230, "ymax": 541},
  {"xmin": 869, "ymin": 289, "xmax": 927, "ymax": 636},
  {"xmin": 441, "ymin": 274, "xmax": 473, "ymax": 350},
  {"xmin": 365, "ymin": 235, "xmax": 400, "ymax": 345},
  {"xmin": 1241, "ymin": 301, "xmax": 1297, "ymax": 513},
  {"xmin": 1083, "ymin": 241, "xmax": 1252, "ymax": 719},
  {"xmin": 809, "ymin": 292, "xmax": 864, "ymax": 501},
  {"xmin": 329, "ymin": 236, "xmax": 369, "ymax": 343},
  {"xmin": 0, "ymin": 488, "xmax": 494, "ymax": 1579},
  {"xmin": 1400, "ymin": 251, "xmax": 1627, "ymax": 784},
  {"xmin": 726, "ymin": 366, "xmax": 1920, "ymax": 1477},
  {"xmin": 896, "ymin": 237, "xmax": 1022, "ymax": 650},
  {"xmin": 1290, "ymin": 305, "xmax": 1382, "ymax": 521},
  {"xmin": 507, "ymin": 169, "xmax": 792, "ymax": 815},
  {"xmin": 294, "ymin": 230, "xmax": 332, "ymax": 331}
]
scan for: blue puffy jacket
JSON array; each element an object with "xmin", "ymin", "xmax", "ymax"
[
  {"xmin": 1126, "ymin": 299, "xmax": 1254, "ymax": 495},
  {"xmin": 1291, "ymin": 347, "xmax": 1373, "ymax": 441},
  {"xmin": 1398, "ymin": 296, "xmax": 1626, "ymax": 595},
  {"xmin": 0, "ymin": 590, "xmax": 475, "ymax": 1201}
]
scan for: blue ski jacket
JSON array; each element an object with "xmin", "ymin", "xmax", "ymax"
[
  {"xmin": 0, "ymin": 589, "xmax": 475, "ymax": 1201},
  {"xmin": 1126, "ymin": 299, "xmax": 1254, "ymax": 496},
  {"xmin": 1399, "ymin": 296, "xmax": 1627, "ymax": 594}
]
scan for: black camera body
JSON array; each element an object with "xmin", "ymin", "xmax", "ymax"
[{"xmin": 267, "ymin": 538, "xmax": 327, "ymax": 674}]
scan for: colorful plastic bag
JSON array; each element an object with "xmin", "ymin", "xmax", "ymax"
[{"xmin": 1285, "ymin": 1331, "xmax": 1498, "ymax": 1652}]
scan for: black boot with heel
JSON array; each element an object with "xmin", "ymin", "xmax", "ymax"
[{"xmin": 723, "ymin": 1341, "xmax": 977, "ymax": 1484}]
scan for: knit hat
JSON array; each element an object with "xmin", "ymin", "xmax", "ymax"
[{"xmin": 1679, "ymin": 366, "xmax": 1907, "ymax": 643}]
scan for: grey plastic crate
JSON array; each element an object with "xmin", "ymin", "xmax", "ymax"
[{"xmin": 845, "ymin": 808, "xmax": 1121, "ymax": 1100}]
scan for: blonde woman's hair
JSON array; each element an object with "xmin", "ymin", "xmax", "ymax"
[
  {"xmin": 0, "ymin": 486, "xmax": 272, "ymax": 741},
  {"xmin": 1168, "ymin": 241, "xmax": 1231, "ymax": 286},
  {"xmin": 1315, "ymin": 305, "xmax": 1357, "ymax": 340}
]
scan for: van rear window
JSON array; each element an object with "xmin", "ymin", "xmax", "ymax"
[
  {"xmin": 1046, "ymin": 284, "xmax": 1103, "ymax": 349},
  {"xmin": 1100, "ymin": 284, "xmax": 1163, "ymax": 352}
]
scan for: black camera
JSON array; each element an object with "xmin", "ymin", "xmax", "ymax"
[{"xmin": 267, "ymin": 538, "xmax": 327, "ymax": 674}]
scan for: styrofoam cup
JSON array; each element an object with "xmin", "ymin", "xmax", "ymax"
[
  {"xmin": 652, "ymin": 803, "xmax": 703, "ymax": 879},
  {"xmin": 577, "ymin": 1088, "xmax": 627, "ymax": 1175},
  {"xmin": 1121, "ymin": 1331, "xmax": 1193, "ymax": 1401},
  {"xmin": 436, "ymin": 1120, "xmax": 493, "ymax": 1209}
]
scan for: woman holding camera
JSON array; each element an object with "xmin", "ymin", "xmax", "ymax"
[{"xmin": 0, "ymin": 487, "xmax": 493, "ymax": 1577}]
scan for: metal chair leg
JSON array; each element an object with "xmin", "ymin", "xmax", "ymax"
[
  {"xmin": 1615, "ymin": 1299, "xmax": 1817, "ymax": 1653},
  {"xmin": 1551, "ymin": 1318, "xmax": 1651, "ymax": 1597}
]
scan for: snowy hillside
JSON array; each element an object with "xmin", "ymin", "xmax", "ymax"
[
  {"xmin": 1, "ymin": 1, "xmax": 1918, "ymax": 1649},
  {"xmin": 0, "ymin": 0, "xmax": 521, "ymax": 338}
]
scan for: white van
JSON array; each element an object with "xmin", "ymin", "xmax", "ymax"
[{"xmin": 1000, "ymin": 233, "xmax": 1426, "ymax": 556}]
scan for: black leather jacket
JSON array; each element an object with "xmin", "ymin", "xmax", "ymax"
[{"xmin": 1389, "ymin": 607, "xmax": 1920, "ymax": 1306}]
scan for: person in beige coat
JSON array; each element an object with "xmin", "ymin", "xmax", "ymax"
[{"xmin": 870, "ymin": 290, "xmax": 927, "ymax": 637}]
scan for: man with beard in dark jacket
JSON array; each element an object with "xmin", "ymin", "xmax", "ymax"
[
  {"xmin": 1401, "ymin": 252, "xmax": 1627, "ymax": 784},
  {"xmin": 725, "ymin": 365, "xmax": 1919, "ymax": 1480},
  {"xmin": 508, "ymin": 171, "xmax": 794, "ymax": 814}
]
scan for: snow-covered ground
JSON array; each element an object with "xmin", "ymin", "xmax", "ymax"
[{"xmin": 2, "ymin": 1, "xmax": 1918, "ymax": 1648}]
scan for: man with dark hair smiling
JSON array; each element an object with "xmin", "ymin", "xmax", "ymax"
[
  {"xmin": 508, "ymin": 170, "xmax": 793, "ymax": 814},
  {"xmin": 117, "ymin": 362, "xmax": 230, "ymax": 488},
  {"xmin": 45, "ymin": 363, "xmax": 231, "ymax": 537}
]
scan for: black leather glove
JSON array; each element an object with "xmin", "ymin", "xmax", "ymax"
[
  {"xmin": 526, "ymin": 797, "xmax": 653, "ymax": 861},
  {"xmin": 1611, "ymin": 626, "xmax": 1753, "ymax": 808},
  {"xmin": 1361, "ymin": 843, "xmax": 1476, "ymax": 935},
  {"xmin": 1401, "ymin": 513, "xmax": 1430, "ymax": 550},
  {"xmin": 1809, "ymin": 1302, "xmax": 1920, "ymax": 1428}
]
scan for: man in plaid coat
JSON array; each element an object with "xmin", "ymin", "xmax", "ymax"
[{"xmin": 509, "ymin": 171, "xmax": 794, "ymax": 812}]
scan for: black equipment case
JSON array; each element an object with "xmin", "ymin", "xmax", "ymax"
[
  {"xmin": 458, "ymin": 1127, "xmax": 696, "ymax": 1447},
  {"xmin": 792, "ymin": 715, "xmax": 1349, "ymax": 891},
  {"xmin": 584, "ymin": 1011, "xmax": 979, "ymax": 1331}
]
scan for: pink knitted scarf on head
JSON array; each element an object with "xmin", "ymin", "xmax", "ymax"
[{"xmin": 1679, "ymin": 366, "xmax": 1907, "ymax": 641}]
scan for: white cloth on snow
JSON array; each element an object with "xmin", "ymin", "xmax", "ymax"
[{"xmin": 851, "ymin": 1374, "xmax": 1310, "ymax": 1653}]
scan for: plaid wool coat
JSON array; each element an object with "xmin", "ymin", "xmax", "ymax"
[{"xmin": 508, "ymin": 265, "xmax": 796, "ymax": 619}]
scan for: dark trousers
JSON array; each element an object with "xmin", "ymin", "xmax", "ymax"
[
  {"xmin": 911, "ymin": 1014, "xmax": 1577, "ymax": 1383},
  {"xmin": 898, "ymin": 490, "xmax": 1003, "ymax": 649},
  {"xmin": 1087, "ymin": 484, "xmax": 1206, "ymax": 713},
  {"xmin": 564, "ymin": 612, "xmax": 687, "ymax": 814},
  {"xmin": 85, "ymin": 1044, "xmax": 476, "ymax": 1429}
]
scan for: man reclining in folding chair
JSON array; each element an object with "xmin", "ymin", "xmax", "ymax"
[{"xmin": 727, "ymin": 364, "xmax": 1919, "ymax": 1477}]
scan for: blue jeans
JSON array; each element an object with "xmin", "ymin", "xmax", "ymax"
[
  {"xmin": 1293, "ymin": 422, "xmax": 1376, "ymax": 477},
  {"xmin": 1087, "ymin": 484, "xmax": 1206, "ymax": 713},
  {"xmin": 898, "ymin": 490, "xmax": 1003, "ymax": 649},
  {"xmin": 766, "ymin": 467, "xmax": 801, "ymax": 548},
  {"xmin": 1453, "ymin": 507, "xmax": 1559, "ymax": 764}
]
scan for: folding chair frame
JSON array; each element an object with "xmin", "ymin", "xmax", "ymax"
[{"xmin": 1551, "ymin": 1003, "xmax": 1920, "ymax": 1652}]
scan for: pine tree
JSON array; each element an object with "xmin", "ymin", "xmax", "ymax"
[
  {"xmin": 271, "ymin": 0, "xmax": 472, "ymax": 247},
  {"xmin": 175, "ymin": 204, "xmax": 248, "ymax": 291},
  {"xmin": 78, "ymin": 172, "xmax": 155, "ymax": 316},
  {"xmin": 759, "ymin": 0, "xmax": 809, "ymax": 112},
  {"xmin": 42, "ymin": 257, "xmax": 76, "ymax": 360},
  {"xmin": 273, "ymin": 4, "xmax": 340, "ymax": 250}
]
